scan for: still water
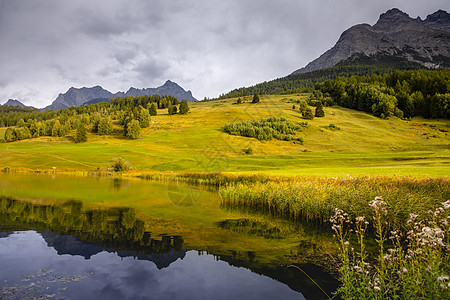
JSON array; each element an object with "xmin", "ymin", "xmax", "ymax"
[{"xmin": 0, "ymin": 174, "xmax": 338, "ymax": 299}]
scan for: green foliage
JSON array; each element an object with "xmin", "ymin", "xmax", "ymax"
[
  {"xmin": 75, "ymin": 124, "xmax": 88, "ymax": 143},
  {"xmin": 179, "ymin": 99, "xmax": 190, "ymax": 115},
  {"xmin": 98, "ymin": 116, "xmax": 114, "ymax": 135},
  {"xmin": 4, "ymin": 128, "xmax": 17, "ymax": 142},
  {"xmin": 223, "ymin": 116, "xmax": 303, "ymax": 142},
  {"xmin": 314, "ymin": 101, "xmax": 325, "ymax": 117},
  {"xmin": 136, "ymin": 106, "xmax": 150, "ymax": 128},
  {"xmin": 243, "ymin": 147, "xmax": 253, "ymax": 155},
  {"xmin": 297, "ymin": 99, "xmax": 309, "ymax": 113},
  {"xmin": 236, "ymin": 98, "xmax": 242, "ymax": 104},
  {"xmin": 149, "ymin": 103, "xmax": 157, "ymax": 116},
  {"xmin": 320, "ymin": 69, "xmax": 450, "ymax": 119},
  {"xmin": 252, "ymin": 94, "xmax": 260, "ymax": 103},
  {"xmin": 302, "ymin": 107, "xmax": 314, "ymax": 120},
  {"xmin": 168, "ymin": 105, "xmax": 178, "ymax": 115},
  {"xmin": 323, "ymin": 124, "xmax": 341, "ymax": 131},
  {"xmin": 111, "ymin": 157, "xmax": 131, "ymax": 172},
  {"xmin": 126, "ymin": 119, "xmax": 140, "ymax": 139}
]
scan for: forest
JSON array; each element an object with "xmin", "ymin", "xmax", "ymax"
[
  {"xmin": 0, "ymin": 94, "xmax": 190, "ymax": 143},
  {"xmin": 318, "ymin": 69, "xmax": 450, "ymax": 119}
]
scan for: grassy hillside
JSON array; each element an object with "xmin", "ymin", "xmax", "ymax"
[{"xmin": 0, "ymin": 94, "xmax": 449, "ymax": 177}]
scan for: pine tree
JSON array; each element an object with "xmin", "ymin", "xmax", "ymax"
[
  {"xmin": 137, "ymin": 106, "xmax": 150, "ymax": 128},
  {"xmin": 126, "ymin": 120, "xmax": 140, "ymax": 139},
  {"xmin": 98, "ymin": 116, "xmax": 113, "ymax": 135},
  {"xmin": 149, "ymin": 103, "xmax": 157, "ymax": 116},
  {"xmin": 179, "ymin": 99, "xmax": 190, "ymax": 114},
  {"xmin": 75, "ymin": 124, "xmax": 88, "ymax": 143},
  {"xmin": 252, "ymin": 94, "xmax": 260, "ymax": 103},
  {"xmin": 315, "ymin": 101, "xmax": 325, "ymax": 117},
  {"xmin": 302, "ymin": 107, "xmax": 314, "ymax": 120}
]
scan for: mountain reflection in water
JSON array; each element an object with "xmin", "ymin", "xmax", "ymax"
[{"xmin": 0, "ymin": 182, "xmax": 338, "ymax": 299}]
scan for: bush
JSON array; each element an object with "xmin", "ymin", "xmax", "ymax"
[
  {"xmin": 111, "ymin": 157, "xmax": 131, "ymax": 172},
  {"xmin": 224, "ymin": 116, "xmax": 302, "ymax": 141},
  {"xmin": 302, "ymin": 107, "xmax": 314, "ymax": 120},
  {"xmin": 244, "ymin": 147, "xmax": 253, "ymax": 154},
  {"xmin": 252, "ymin": 94, "xmax": 260, "ymax": 103}
]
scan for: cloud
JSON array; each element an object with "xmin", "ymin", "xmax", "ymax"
[{"xmin": 0, "ymin": 0, "xmax": 448, "ymax": 107}]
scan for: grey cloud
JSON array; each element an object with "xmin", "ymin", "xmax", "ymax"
[{"xmin": 0, "ymin": 0, "xmax": 448, "ymax": 107}]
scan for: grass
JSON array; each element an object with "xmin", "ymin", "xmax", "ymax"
[
  {"xmin": 219, "ymin": 176, "xmax": 450, "ymax": 229},
  {"xmin": 0, "ymin": 94, "xmax": 448, "ymax": 177}
]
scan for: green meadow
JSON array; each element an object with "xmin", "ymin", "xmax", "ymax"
[{"xmin": 0, "ymin": 94, "xmax": 448, "ymax": 177}]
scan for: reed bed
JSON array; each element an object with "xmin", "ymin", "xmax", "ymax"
[{"xmin": 218, "ymin": 176, "xmax": 450, "ymax": 229}]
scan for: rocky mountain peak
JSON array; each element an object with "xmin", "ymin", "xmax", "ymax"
[
  {"xmin": 292, "ymin": 8, "xmax": 450, "ymax": 74},
  {"xmin": 373, "ymin": 8, "xmax": 417, "ymax": 32},
  {"xmin": 423, "ymin": 9, "xmax": 450, "ymax": 31},
  {"xmin": 3, "ymin": 99, "xmax": 26, "ymax": 107}
]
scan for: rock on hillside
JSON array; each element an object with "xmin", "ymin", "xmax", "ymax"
[{"xmin": 293, "ymin": 8, "xmax": 450, "ymax": 74}]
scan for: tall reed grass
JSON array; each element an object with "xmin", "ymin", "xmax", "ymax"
[{"xmin": 219, "ymin": 177, "xmax": 450, "ymax": 229}]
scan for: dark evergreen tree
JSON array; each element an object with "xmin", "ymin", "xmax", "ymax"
[
  {"xmin": 179, "ymin": 99, "xmax": 190, "ymax": 114},
  {"xmin": 75, "ymin": 124, "xmax": 88, "ymax": 143},
  {"xmin": 149, "ymin": 103, "xmax": 157, "ymax": 116},
  {"xmin": 252, "ymin": 94, "xmax": 260, "ymax": 103},
  {"xmin": 315, "ymin": 101, "xmax": 325, "ymax": 117}
]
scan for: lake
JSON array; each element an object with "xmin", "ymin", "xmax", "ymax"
[{"xmin": 0, "ymin": 173, "xmax": 338, "ymax": 299}]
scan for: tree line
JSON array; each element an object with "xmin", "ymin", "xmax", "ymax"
[
  {"xmin": 1, "ymin": 94, "xmax": 190, "ymax": 143},
  {"xmin": 318, "ymin": 69, "xmax": 450, "ymax": 119}
]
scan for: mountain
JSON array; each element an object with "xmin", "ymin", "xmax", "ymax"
[
  {"xmin": 115, "ymin": 80, "xmax": 197, "ymax": 103},
  {"xmin": 2, "ymin": 99, "xmax": 27, "ymax": 107},
  {"xmin": 293, "ymin": 8, "xmax": 450, "ymax": 74},
  {"xmin": 44, "ymin": 80, "xmax": 198, "ymax": 110}
]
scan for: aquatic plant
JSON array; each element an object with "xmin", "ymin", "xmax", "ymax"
[{"xmin": 219, "ymin": 176, "xmax": 450, "ymax": 229}]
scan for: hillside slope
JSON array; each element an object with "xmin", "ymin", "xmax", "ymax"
[{"xmin": 0, "ymin": 95, "xmax": 449, "ymax": 177}]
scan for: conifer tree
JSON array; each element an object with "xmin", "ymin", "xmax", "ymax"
[
  {"xmin": 75, "ymin": 124, "xmax": 88, "ymax": 143},
  {"xmin": 149, "ymin": 103, "xmax": 157, "ymax": 116},
  {"xmin": 179, "ymin": 99, "xmax": 190, "ymax": 114},
  {"xmin": 315, "ymin": 101, "xmax": 325, "ymax": 117},
  {"xmin": 252, "ymin": 94, "xmax": 260, "ymax": 103}
]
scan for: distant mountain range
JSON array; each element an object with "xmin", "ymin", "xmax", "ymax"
[
  {"xmin": 44, "ymin": 80, "xmax": 198, "ymax": 110},
  {"xmin": 293, "ymin": 8, "xmax": 450, "ymax": 74},
  {"xmin": 2, "ymin": 99, "xmax": 28, "ymax": 108}
]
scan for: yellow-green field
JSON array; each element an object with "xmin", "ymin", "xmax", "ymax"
[{"xmin": 0, "ymin": 94, "xmax": 449, "ymax": 177}]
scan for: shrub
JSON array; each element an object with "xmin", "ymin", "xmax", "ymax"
[
  {"xmin": 244, "ymin": 147, "xmax": 253, "ymax": 154},
  {"xmin": 111, "ymin": 157, "xmax": 131, "ymax": 172},
  {"xmin": 223, "ymin": 116, "xmax": 302, "ymax": 141},
  {"xmin": 302, "ymin": 107, "xmax": 314, "ymax": 119}
]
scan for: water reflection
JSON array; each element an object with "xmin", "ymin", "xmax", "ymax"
[
  {"xmin": 0, "ymin": 174, "xmax": 339, "ymax": 299},
  {"xmin": 0, "ymin": 231, "xmax": 303, "ymax": 300}
]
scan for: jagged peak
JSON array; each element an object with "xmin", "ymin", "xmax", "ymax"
[
  {"xmin": 425, "ymin": 9, "xmax": 450, "ymax": 22},
  {"xmin": 378, "ymin": 8, "xmax": 410, "ymax": 21}
]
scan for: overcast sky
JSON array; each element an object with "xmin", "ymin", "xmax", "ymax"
[{"xmin": 0, "ymin": 0, "xmax": 448, "ymax": 107}]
